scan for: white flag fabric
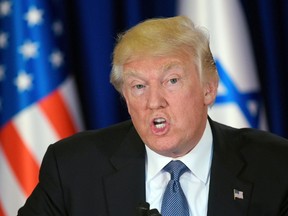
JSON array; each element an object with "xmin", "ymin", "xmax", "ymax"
[{"xmin": 178, "ymin": 0, "xmax": 267, "ymax": 129}]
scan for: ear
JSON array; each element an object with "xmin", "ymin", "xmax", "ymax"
[{"xmin": 203, "ymin": 81, "xmax": 218, "ymax": 106}]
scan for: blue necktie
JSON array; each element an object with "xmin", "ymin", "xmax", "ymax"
[{"xmin": 161, "ymin": 160, "xmax": 190, "ymax": 216}]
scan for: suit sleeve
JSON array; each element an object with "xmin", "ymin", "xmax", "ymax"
[{"xmin": 17, "ymin": 144, "xmax": 67, "ymax": 216}]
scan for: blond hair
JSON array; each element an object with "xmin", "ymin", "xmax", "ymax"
[{"xmin": 110, "ymin": 16, "xmax": 218, "ymax": 93}]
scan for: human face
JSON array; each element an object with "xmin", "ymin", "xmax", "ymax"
[{"xmin": 122, "ymin": 54, "xmax": 215, "ymax": 158}]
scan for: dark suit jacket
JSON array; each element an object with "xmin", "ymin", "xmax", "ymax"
[{"xmin": 18, "ymin": 119, "xmax": 288, "ymax": 216}]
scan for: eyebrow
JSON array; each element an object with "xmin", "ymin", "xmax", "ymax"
[
  {"xmin": 162, "ymin": 61, "xmax": 183, "ymax": 72},
  {"xmin": 123, "ymin": 70, "xmax": 142, "ymax": 79},
  {"xmin": 123, "ymin": 60, "xmax": 184, "ymax": 80}
]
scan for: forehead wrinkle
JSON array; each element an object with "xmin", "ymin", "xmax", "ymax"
[{"xmin": 123, "ymin": 59, "xmax": 184, "ymax": 82}]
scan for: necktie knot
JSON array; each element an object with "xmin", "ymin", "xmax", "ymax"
[{"xmin": 163, "ymin": 160, "xmax": 189, "ymax": 181}]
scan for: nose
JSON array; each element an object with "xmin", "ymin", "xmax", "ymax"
[{"xmin": 147, "ymin": 86, "xmax": 168, "ymax": 109}]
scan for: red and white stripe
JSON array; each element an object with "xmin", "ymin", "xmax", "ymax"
[{"xmin": 0, "ymin": 76, "xmax": 83, "ymax": 216}]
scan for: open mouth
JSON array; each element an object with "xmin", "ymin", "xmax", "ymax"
[{"xmin": 153, "ymin": 118, "xmax": 166, "ymax": 129}]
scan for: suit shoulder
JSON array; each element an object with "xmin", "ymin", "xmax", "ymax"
[
  {"xmin": 62, "ymin": 120, "xmax": 133, "ymax": 141},
  {"xmin": 211, "ymin": 119, "xmax": 288, "ymax": 147},
  {"xmin": 50, "ymin": 120, "xmax": 134, "ymax": 155},
  {"xmin": 213, "ymin": 120, "xmax": 288, "ymax": 161},
  {"xmin": 211, "ymin": 120, "xmax": 288, "ymax": 178},
  {"xmin": 239, "ymin": 127, "xmax": 288, "ymax": 148}
]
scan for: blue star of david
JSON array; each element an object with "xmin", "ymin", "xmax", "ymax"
[{"xmin": 214, "ymin": 60, "xmax": 262, "ymax": 128}]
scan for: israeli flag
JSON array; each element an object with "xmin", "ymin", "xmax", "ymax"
[{"xmin": 178, "ymin": 0, "xmax": 267, "ymax": 129}]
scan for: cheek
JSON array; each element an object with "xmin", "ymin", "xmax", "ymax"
[
  {"xmin": 174, "ymin": 90, "xmax": 205, "ymax": 116},
  {"xmin": 125, "ymin": 96, "xmax": 146, "ymax": 116}
]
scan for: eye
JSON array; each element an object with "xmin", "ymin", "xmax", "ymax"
[
  {"xmin": 130, "ymin": 83, "xmax": 146, "ymax": 96},
  {"xmin": 169, "ymin": 78, "xmax": 178, "ymax": 84},
  {"xmin": 163, "ymin": 76, "xmax": 182, "ymax": 90},
  {"xmin": 134, "ymin": 84, "xmax": 145, "ymax": 89}
]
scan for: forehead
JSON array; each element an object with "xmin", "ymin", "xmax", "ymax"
[{"xmin": 122, "ymin": 54, "xmax": 193, "ymax": 78}]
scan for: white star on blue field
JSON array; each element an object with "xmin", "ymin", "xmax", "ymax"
[{"xmin": 215, "ymin": 60, "xmax": 262, "ymax": 128}]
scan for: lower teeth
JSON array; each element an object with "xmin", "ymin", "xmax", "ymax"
[{"xmin": 155, "ymin": 123, "xmax": 165, "ymax": 129}]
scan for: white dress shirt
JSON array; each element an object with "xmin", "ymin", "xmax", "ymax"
[{"xmin": 145, "ymin": 120, "xmax": 213, "ymax": 216}]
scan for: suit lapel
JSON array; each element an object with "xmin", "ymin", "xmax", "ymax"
[
  {"xmin": 103, "ymin": 126, "xmax": 146, "ymax": 216},
  {"xmin": 207, "ymin": 120, "xmax": 253, "ymax": 216}
]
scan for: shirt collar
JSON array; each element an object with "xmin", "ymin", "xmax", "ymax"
[{"xmin": 145, "ymin": 120, "xmax": 213, "ymax": 184}]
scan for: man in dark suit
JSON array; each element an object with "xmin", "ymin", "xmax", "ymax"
[{"xmin": 18, "ymin": 16, "xmax": 288, "ymax": 216}]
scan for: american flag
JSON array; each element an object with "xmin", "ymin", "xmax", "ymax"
[
  {"xmin": 233, "ymin": 189, "xmax": 244, "ymax": 200},
  {"xmin": 0, "ymin": 1, "xmax": 83, "ymax": 215}
]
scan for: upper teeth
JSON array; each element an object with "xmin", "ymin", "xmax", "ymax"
[
  {"xmin": 154, "ymin": 118, "xmax": 165, "ymax": 123},
  {"xmin": 154, "ymin": 118, "xmax": 166, "ymax": 128}
]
